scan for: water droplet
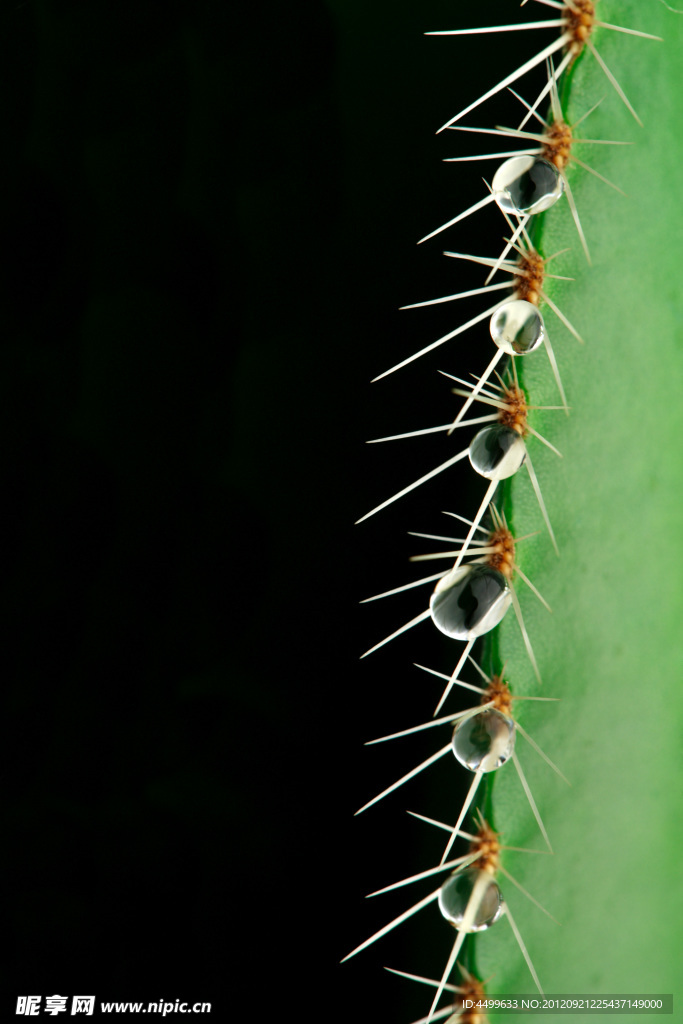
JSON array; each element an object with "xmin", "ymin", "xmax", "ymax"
[
  {"xmin": 438, "ymin": 867, "xmax": 505, "ymax": 931},
  {"xmin": 430, "ymin": 564, "xmax": 511, "ymax": 640},
  {"xmin": 490, "ymin": 299, "xmax": 545, "ymax": 355},
  {"xmin": 469, "ymin": 424, "xmax": 526, "ymax": 481},
  {"xmin": 452, "ymin": 708, "xmax": 516, "ymax": 772},
  {"xmin": 492, "ymin": 156, "xmax": 563, "ymax": 216}
]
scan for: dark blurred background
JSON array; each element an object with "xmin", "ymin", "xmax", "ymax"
[{"xmin": 0, "ymin": 0, "xmax": 554, "ymax": 1017}]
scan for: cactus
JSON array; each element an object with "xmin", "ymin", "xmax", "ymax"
[{"xmin": 350, "ymin": 0, "xmax": 683, "ymax": 1016}]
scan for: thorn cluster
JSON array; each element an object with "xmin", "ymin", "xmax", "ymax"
[{"xmin": 352, "ymin": 1, "xmax": 663, "ymax": 1016}]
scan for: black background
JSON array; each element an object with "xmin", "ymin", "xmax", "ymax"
[{"xmin": 1, "ymin": 0, "xmax": 552, "ymax": 1018}]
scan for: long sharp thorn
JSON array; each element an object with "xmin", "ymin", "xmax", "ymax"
[
  {"xmin": 447, "ymin": 125, "xmax": 547, "ymax": 142},
  {"xmin": 433, "ymin": 639, "xmax": 477, "ymax": 716},
  {"xmin": 539, "ymin": 288, "xmax": 584, "ymax": 344},
  {"xmin": 444, "ymin": 149, "xmax": 540, "ymax": 163},
  {"xmin": 546, "ymin": 55, "xmax": 563, "ymax": 125},
  {"xmin": 515, "ymin": 721, "xmax": 570, "ymax": 785},
  {"xmin": 418, "ymin": 194, "xmax": 496, "ymax": 245},
  {"xmin": 414, "ymin": 662, "xmax": 486, "ymax": 696},
  {"xmin": 407, "ymin": 810, "xmax": 474, "ymax": 837},
  {"xmin": 587, "ymin": 38, "xmax": 642, "ymax": 126},
  {"xmin": 400, "ymin": 280, "xmax": 510, "ymax": 309},
  {"xmin": 366, "ymin": 704, "xmax": 492, "ymax": 746},
  {"xmin": 436, "ymin": 34, "xmax": 569, "ymax": 131},
  {"xmin": 498, "ymin": 866, "xmax": 559, "ymax": 923},
  {"xmin": 571, "ymin": 155, "xmax": 627, "ymax": 196},
  {"xmin": 484, "ymin": 218, "xmax": 527, "ymax": 285},
  {"xmin": 355, "ymin": 450, "xmax": 469, "ymax": 524},
  {"xmin": 360, "ymin": 608, "xmax": 431, "ymax": 659},
  {"xmin": 369, "ymin": 416, "xmax": 496, "ymax": 443},
  {"xmin": 570, "ymin": 94, "xmax": 605, "ymax": 130},
  {"xmin": 440, "ymin": 772, "xmax": 484, "ymax": 865},
  {"xmin": 505, "ymin": 904, "xmax": 544, "ymax": 994},
  {"xmin": 507, "ymin": 86, "xmax": 548, "ymax": 127},
  {"xmin": 367, "ymin": 853, "xmax": 480, "ymax": 898},
  {"xmin": 513, "ymin": 696, "xmax": 560, "ymax": 702},
  {"xmin": 442, "ymin": 371, "xmax": 502, "ymax": 396},
  {"xmin": 340, "ymin": 888, "xmax": 441, "ymax": 962},
  {"xmin": 354, "ymin": 744, "xmax": 452, "ymax": 816},
  {"xmin": 372, "ymin": 301, "xmax": 506, "ymax": 382},
  {"xmin": 466, "ymin": 655, "xmax": 490, "ymax": 684},
  {"xmin": 384, "ymin": 967, "xmax": 460, "ymax": 994},
  {"xmin": 426, "ymin": 931, "xmax": 469, "ymax": 1024},
  {"xmin": 542, "ymin": 246, "xmax": 571, "ymax": 265},
  {"xmin": 571, "ymin": 138, "xmax": 633, "ymax": 145},
  {"xmin": 542, "ymin": 331, "xmax": 569, "ymax": 410},
  {"xmin": 361, "ymin": 571, "xmax": 450, "ymax": 605},
  {"xmin": 448, "ymin": 390, "xmax": 508, "ymax": 412},
  {"xmin": 410, "ymin": 545, "xmax": 494, "ymax": 564},
  {"xmin": 525, "ymin": 453, "xmax": 559, "ymax": 555},
  {"xmin": 510, "ymin": 587, "xmax": 542, "ymax": 685},
  {"xmin": 448, "ymin": 349, "xmax": 505, "ymax": 432},
  {"xmin": 412, "ymin": 1010, "xmax": 460, "ymax": 1024},
  {"xmin": 450, "ymin": 478, "xmax": 499, "ymax": 576},
  {"xmin": 426, "ymin": 871, "xmax": 493, "ymax": 1023},
  {"xmin": 369, "ymin": 424, "xmax": 452, "ymax": 443},
  {"xmin": 512, "ymin": 750, "xmax": 552, "ymax": 852},
  {"xmin": 443, "ymin": 251, "xmax": 517, "ymax": 273},
  {"xmin": 561, "ymin": 171, "xmax": 591, "ymax": 263},
  {"xmin": 501, "ymin": 843, "xmax": 554, "ymax": 853},
  {"xmin": 517, "ymin": 50, "xmax": 572, "ymax": 130},
  {"xmin": 596, "ymin": 22, "xmax": 663, "ymax": 41},
  {"xmin": 443, "ymin": 511, "xmax": 489, "ymax": 535},
  {"xmin": 515, "ymin": 564, "xmax": 552, "ymax": 612},
  {"xmin": 408, "ymin": 531, "xmax": 468, "ymax": 543},
  {"xmin": 426, "ymin": 20, "xmax": 564, "ymax": 36}
]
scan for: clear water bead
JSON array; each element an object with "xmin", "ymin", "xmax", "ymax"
[
  {"xmin": 430, "ymin": 564, "xmax": 511, "ymax": 640},
  {"xmin": 469, "ymin": 424, "xmax": 526, "ymax": 481},
  {"xmin": 452, "ymin": 709, "xmax": 516, "ymax": 772},
  {"xmin": 490, "ymin": 300, "xmax": 545, "ymax": 356},
  {"xmin": 438, "ymin": 868, "xmax": 505, "ymax": 932},
  {"xmin": 492, "ymin": 156, "xmax": 563, "ymax": 216}
]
